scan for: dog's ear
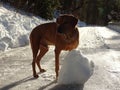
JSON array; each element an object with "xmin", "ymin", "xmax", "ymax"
[
  {"xmin": 56, "ymin": 14, "xmax": 73, "ymax": 24},
  {"xmin": 56, "ymin": 15, "xmax": 65, "ymax": 24},
  {"xmin": 70, "ymin": 16, "xmax": 78, "ymax": 27}
]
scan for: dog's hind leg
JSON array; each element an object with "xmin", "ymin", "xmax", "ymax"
[
  {"xmin": 31, "ymin": 43, "xmax": 39, "ymax": 78},
  {"xmin": 30, "ymin": 35, "xmax": 40, "ymax": 78},
  {"xmin": 36, "ymin": 43, "xmax": 48, "ymax": 73}
]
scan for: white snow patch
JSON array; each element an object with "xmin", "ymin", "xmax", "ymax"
[
  {"xmin": 96, "ymin": 27, "xmax": 119, "ymax": 39},
  {"xmin": 78, "ymin": 27, "xmax": 105, "ymax": 49},
  {"xmin": 58, "ymin": 50, "xmax": 94, "ymax": 85}
]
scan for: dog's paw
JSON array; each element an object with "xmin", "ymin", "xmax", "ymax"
[
  {"xmin": 34, "ymin": 74, "xmax": 39, "ymax": 78},
  {"xmin": 40, "ymin": 69, "xmax": 46, "ymax": 73}
]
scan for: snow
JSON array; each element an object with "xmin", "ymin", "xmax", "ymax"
[
  {"xmin": 0, "ymin": 3, "xmax": 51, "ymax": 51},
  {"xmin": 78, "ymin": 27, "xmax": 105, "ymax": 49},
  {"xmin": 0, "ymin": 3, "xmax": 120, "ymax": 90},
  {"xmin": 58, "ymin": 50, "xmax": 94, "ymax": 85},
  {"xmin": 96, "ymin": 26, "xmax": 120, "ymax": 39}
]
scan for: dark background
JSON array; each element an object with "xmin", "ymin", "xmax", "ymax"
[{"xmin": 1, "ymin": 0, "xmax": 120, "ymax": 25}]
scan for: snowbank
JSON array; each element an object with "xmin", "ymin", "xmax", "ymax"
[
  {"xmin": 108, "ymin": 22, "xmax": 120, "ymax": 33},
  {"xmin": 78, "ymin": 27, "xmax": 106, "ymax": 49},
  {"xmin": 0, "ymin": 4, "xmax": 50, "ymax": 51},
  {"xmin": 58, "ymin": 50, "xmax": 94, "ymax": 85}
]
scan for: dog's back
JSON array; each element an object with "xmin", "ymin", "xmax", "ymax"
[{"xmin": 30, "ymin": 22, "xmax": 58, "ymax": 45}]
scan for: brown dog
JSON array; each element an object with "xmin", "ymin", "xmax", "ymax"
[{"xmin": 30, "ymin": 15, "xmax": 79, "ymax": 79}]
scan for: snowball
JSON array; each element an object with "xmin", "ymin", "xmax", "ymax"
[{"xmin": 58, "ymin": 50, "xmax": 94, "ymax": 85}]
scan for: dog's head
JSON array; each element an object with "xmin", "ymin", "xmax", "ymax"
[{"xmin": 56, "ymin": 14, "xmax": 78, "ymax": 27}]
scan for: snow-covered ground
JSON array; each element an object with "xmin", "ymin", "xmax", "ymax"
[{"xmin": 0, "ymin": 3, "xmax": 120, "ymax": 90}]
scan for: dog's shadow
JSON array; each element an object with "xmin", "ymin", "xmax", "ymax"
[
  {"xmin": 0, "ymin": 75, "xmax": 84, "ymax": 90},
  {"xmin": 0, "ymin": 76, "xmax": 36, "ymax": 90},
  {"xmin": 49, "ymin": 84, "xmax": 84, "ymax": 90},
  {"xmin": 39, "ymin": 81, "xmax": 84, "ymax": 90}
]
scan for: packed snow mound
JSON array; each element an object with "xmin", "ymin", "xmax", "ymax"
[{"xmin": 58, "ymin": 50, "xmax": 94, "ymax": 85}]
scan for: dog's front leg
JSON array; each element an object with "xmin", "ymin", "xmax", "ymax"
[{"xmin": 54, "ymin": 48, "xmax": 61, "ymax": 80}]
